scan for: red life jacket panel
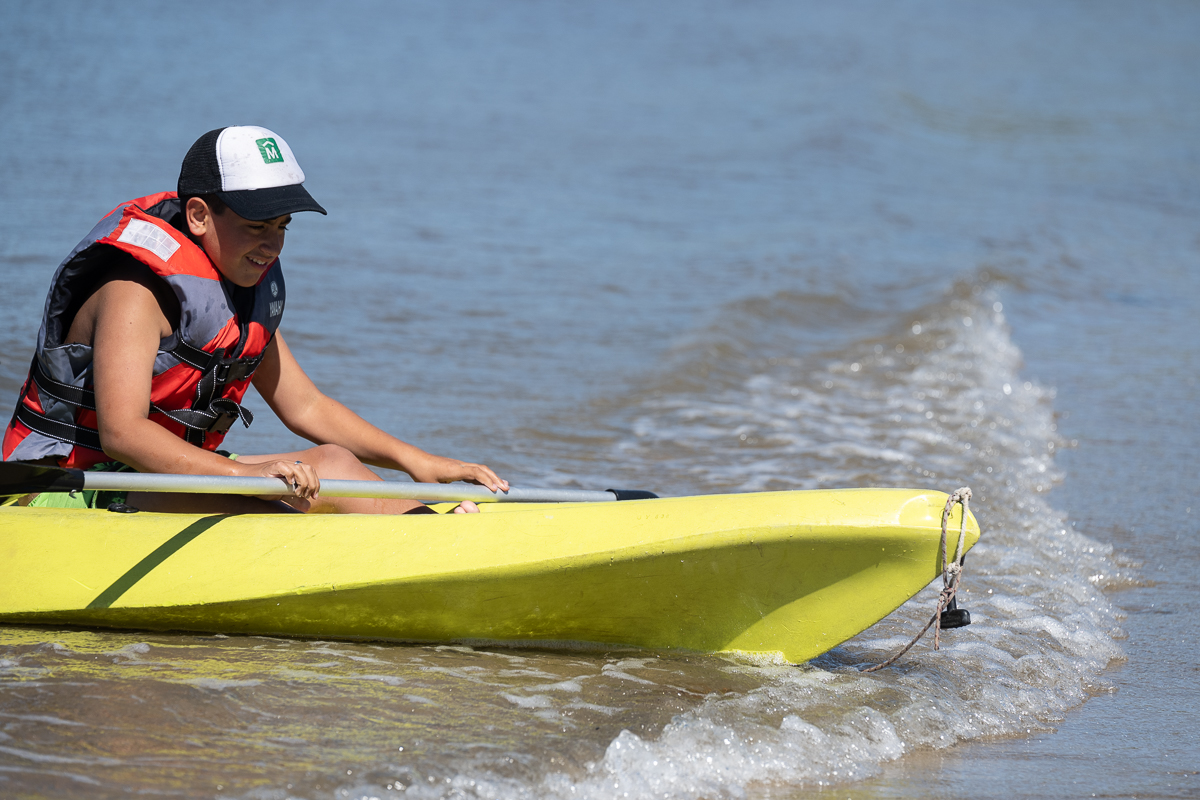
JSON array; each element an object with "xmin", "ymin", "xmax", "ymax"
[{"xmin": 2, "ymin": 192, "xmax": 285, "ymax": 468}]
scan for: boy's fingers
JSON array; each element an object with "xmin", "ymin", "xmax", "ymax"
[
  {"xmin": 467, "ymin": 464, "xmax": 507, "ymax": 493},
  {"xmin": 267, "ymin": 460, "xmax": 320, "ymax": 499}
]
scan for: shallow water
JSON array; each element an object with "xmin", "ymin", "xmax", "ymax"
[{"xmin": 1, "ymin": 1, "xmax": 1197, "ymax": 798}]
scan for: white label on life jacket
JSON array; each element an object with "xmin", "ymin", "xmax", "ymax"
[{"xmin": 116, "ymin": 219, "xmax": 181, "ymax": 263}]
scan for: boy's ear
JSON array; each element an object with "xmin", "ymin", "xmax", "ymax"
[{"xmin": 185, "ymin": 197, "xmax": 211, "ymax": 237}]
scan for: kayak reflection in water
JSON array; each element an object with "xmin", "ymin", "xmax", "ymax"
[{"xmin": 1, "ymin": 126, "xmax": 507, "ymax": 515}]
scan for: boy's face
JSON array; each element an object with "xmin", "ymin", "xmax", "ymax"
[{"xmin": 186, "ymin": 198, "xmax": 290, "ymax": 287}]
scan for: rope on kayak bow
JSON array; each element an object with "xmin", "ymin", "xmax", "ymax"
[{"xmin": 861, "ymin": 487, "xmax": 972, "ymax": 673}]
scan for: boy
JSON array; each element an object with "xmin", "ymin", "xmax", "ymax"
[{"xmin": 3, "ymin": 126, "xmax": 507, "ymax": 514}]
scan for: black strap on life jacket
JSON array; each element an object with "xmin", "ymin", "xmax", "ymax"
[
  {"xmin": 19, "ymin": 339, "xmax": 264, "ymax": 452},
  {"xmin": 14, "ymin": 401, "xmax": 105, "ymax": 452}
]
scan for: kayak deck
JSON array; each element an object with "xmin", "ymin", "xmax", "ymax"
[{"xmin": 0, "ymin": 489, "xmax": 979, "ymax": 663}]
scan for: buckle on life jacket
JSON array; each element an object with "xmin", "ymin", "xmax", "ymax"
[
  {"xmin": 214, "ymin": 360, "xmax": 252, "ymax": 384},
  {"xmin": 208, "ymin": 409, "xmax": 238, "ymax": 434},
  {"xmin": 205, "ymin": 399, "xmax": 249, "ymax": 434}
]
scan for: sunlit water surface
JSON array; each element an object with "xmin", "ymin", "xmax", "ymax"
[{"xmin": 1, "ymin": 2, "xmax": 1196, "ymax": 798}]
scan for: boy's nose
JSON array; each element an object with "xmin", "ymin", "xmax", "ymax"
[{"xmin": 264, "ymin": 231, "xmax": 285, "ymax": 255}]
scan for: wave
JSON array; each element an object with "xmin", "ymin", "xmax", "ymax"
[{"xmin": 496, "ymin": 273, "xmax": 1130, "ymax": 798}]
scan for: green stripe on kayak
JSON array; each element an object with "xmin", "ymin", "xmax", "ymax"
[{"xmin": 87, "ymin": 515, "xmax": 230, "ymax": 609}]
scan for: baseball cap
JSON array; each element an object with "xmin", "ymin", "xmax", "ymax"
[{"xmin": 178, "ymin": 126, "xmax": 327, "ymax": 220}]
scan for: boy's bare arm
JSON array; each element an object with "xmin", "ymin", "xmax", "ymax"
[
  {"xmin": 88, "ymin": 277, "xmax": 320, "ymax": 498},
  {"xmin": 252, "ymin": 332, "xmax": 507, "ymax": 491}
]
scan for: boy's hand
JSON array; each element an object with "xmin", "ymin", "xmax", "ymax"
[
  {"xmin": 411, "ymin": 456, "xmax": 509, "ymax": 494},
  {"xmin": 245, "ymin": 459, "xmax": 321, "ymax": 500}
]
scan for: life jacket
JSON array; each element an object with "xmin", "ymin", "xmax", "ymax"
[{"xmin": 2, "ymin": 192, "xmax": 285, "ymax": 468}]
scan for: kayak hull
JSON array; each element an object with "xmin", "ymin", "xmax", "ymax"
[{"xmin": 0, "ymin": 489, "xmax": 979, "ymax": 663}]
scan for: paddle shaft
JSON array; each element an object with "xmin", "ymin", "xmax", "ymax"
[
  {"xmin": 84, "ymin": 474, "xmax": 617, "ymax": 503},
  {"xmin": 0, "ymin": 462, "xmax": 656, "ymax": 503}
]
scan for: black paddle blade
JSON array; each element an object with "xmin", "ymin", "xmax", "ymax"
[
  {"xmin": 0, "ymin": 461, "xmax": 87, "ymax": 496},
  {"xmin": 606, "ymin": 489, "xmax": 660, "ymax": 501}
]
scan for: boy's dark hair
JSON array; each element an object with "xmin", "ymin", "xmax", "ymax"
[
  {"xmin": 179, "ymin": 193, "xmax": 228, "ymax": 215},
  {"xmin": 172, "ymin": 193, "xmax": 228, "ymax": 242}
]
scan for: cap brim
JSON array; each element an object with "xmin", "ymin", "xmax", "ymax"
[{"xmin": 218, "ymin": 183, "xmax": 327, "ymax": 221}]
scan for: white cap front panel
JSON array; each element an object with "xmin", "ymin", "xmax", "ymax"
[{"xmin": 214, "ymin": 126, "xmax": 307, "ymax": 191}]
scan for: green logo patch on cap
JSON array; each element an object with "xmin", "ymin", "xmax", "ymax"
[{"xmin": 256, "ymin": 137, "xmax": 284, "ymax": 164}]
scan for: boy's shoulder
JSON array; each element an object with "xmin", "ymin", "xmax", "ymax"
[{"xmin": 65, "ymin": 252, "xmax": 181, "ymax": 347}]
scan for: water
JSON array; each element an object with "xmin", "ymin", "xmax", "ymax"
[{"xmin": 1, "ymin": 1, "xmax": 1197, "ymax": 797}]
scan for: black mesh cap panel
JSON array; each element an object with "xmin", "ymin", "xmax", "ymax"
[{"xmin": 177, "ymin": 128, "xmax": 227, "ymax": 195}]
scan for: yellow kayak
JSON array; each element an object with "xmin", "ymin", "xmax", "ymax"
[{"xmin": 0, "ymin": 488, "xmax": 978, "ymax": 663}]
